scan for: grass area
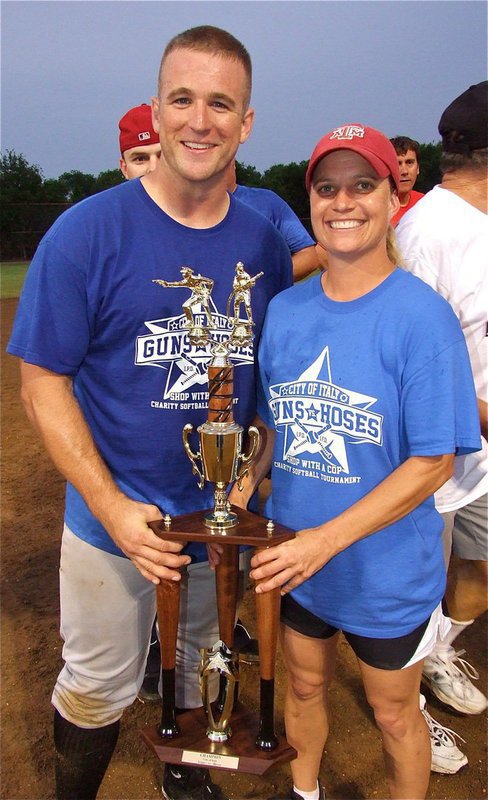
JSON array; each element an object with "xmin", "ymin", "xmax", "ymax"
[{"xmin": 1, "ymin": 262, "xmax": 29, "ymax": 299}]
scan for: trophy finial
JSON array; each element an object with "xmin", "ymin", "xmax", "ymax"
[
  {"xmin": 226, "ymin": 262, "xmax": 264, "ymax": 348},
  {"xmin": 153, "ymin": 267, "xmax": 215, "ymax": 345}
]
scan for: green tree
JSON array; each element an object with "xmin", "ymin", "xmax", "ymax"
[
  {"xmin": 0, "ymin": 150, "xmax": 47, "ymax": 259},
  {"xmin": 56, "ymin": 170, "xmax": 98, "ymax": 203},
  {"xmin": 235, "ymin": 161, "xmax": 262, "ymax": 187},
  {"xmin": 417, "ymin": 142, "xmax": 442, "ymax": 194},
  {"xmin": 261, "ymin": 160, "xmax": 311, "ymax": 227},
  {"xmin": 42, "ymin": 177, "xmax": 70, "ymax": 203},
  {"xmin": 96, "ymin": 169, "xmax": 125, "ymax": 193},
  {"xmin": 0, "ymin": 149, "xmax": 44, "ymax": 200}
]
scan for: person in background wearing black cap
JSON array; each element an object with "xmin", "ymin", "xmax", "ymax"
[
  {"xmin": 397, "ymin": 79, "xmax": 488, "ymax": 755},
  {"xmin": 219, "ymin": 122, "xmax": 480, "ymax": 800}
]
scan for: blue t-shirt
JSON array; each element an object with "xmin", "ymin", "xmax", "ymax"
[
  {"xmin": 8, "ymin": 180, "xmax": 292, "ymax": 559},
  {"xmin": 257, "ymin": 269, "xmax": 481, "ymax": 637},
  {"xmin": 233, "ymin": 185, "xmax": 314, "ymax": 254}
]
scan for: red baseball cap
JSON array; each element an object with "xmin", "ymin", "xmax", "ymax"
[
  {"xmin": 305, "ymin": 124, "xmax": 401, "ymax": 194},
  {"xmin": 118, "ymin": 104, "xmax": 159, "ymax": 154}
]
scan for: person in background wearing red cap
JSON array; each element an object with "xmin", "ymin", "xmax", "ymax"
[
  {"xmin": 119, "ymin": 103, "xmax": 161, "ymax": 179},
  {"xmin": 389, "ymin": 137, "xmax": 424, "ymax": 226},
  {"xmin": 221, "ymin": 123, "xmax": 480, "ymax": 800},
  {"xmin": 397, "ymin": 81, "xmax": 488, "ymax": 733},
  {"xmin": 7, "ymin": 26, "xmax": 293, "ymax": 800}
]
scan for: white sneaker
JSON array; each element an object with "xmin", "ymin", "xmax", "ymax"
[
  {"xmin": 422, "ymin": 648, "xmax": 488, "ymax": 714},
  {"xmin": 420, "ymin": 696, "xmax": 468, "ymax": 775}
]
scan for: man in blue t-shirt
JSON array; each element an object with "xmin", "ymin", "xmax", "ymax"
[
  {"xmin": 119, "ymin": 102, "xmax": 321, "ymax": 282},
  {"xmin": 7, "ymin": 26, "xmax": 292, "ymax": 800}
]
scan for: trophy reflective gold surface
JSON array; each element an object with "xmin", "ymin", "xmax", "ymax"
[{"xmin": 140, "ymin": 263, "xmax": 296, "ymax": 775}]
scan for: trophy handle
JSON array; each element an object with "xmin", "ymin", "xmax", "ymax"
[
  {"xmin": 182, "ymin": 423, "xmax": 204, "ymax": 489},
  {"xmin": 236, "ymin": 425, "xmax": 260, "ymax": 491}
]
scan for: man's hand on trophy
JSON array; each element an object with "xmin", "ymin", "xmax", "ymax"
[
  {"xmin": 99, "ymin": 495, "xmax": 191, "ymax": 584},
  {"xmin": 249, "ymin": 527, "xmax": 331, "ymax": 595}
]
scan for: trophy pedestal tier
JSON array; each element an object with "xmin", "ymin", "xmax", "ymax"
[
  {"xmin": 140, "ymin": 702, "xmax": 295, "ymax": 776},
  {"xmin": 141, "ymin": 508, "xmax": 296, "ymax": 775},
  {"xmin": 148, "ymin": 506, "xmax": 294, "ymax": 546}
]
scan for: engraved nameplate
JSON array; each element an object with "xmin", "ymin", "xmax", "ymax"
[{"xmin": 182, "ymin": 750, "xmax": 240, "ymax": 770}]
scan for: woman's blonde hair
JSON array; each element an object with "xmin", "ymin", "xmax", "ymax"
[
  {"xmin": 387, "ymin": 225, "xmax": 403, "ymax": 266},
  {"xmin": 386, "ymin": 176, "xmax": 403, "ymax": 266}
]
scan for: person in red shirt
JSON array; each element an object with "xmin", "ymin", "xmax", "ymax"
[{"xmin": 390, "ymin": 136, "xmax": 424, "ymax": 226}]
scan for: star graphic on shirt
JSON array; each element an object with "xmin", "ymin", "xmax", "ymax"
[
  {"xmin": 136, "ymin": 301, "xmax": 253, "ymax": 399},
  {"xmin": 270, "ymin": 346, "xmax": 381, "ymax": 474},
  {"xmin": 306, "ymin": 403, "xmax": 320, "ymax": 421}
]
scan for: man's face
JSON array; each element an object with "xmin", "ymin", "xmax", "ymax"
[
  {"xmin": 151, "ymin": 48, "xmax": 254, "ymax": 187},
  {"xmin": 120, "ymin": 143, "xmax": 161, "ymax": 179},
  {"xmin": 396, "ymin": 149, "xmax": 419, "ymax": 199}
]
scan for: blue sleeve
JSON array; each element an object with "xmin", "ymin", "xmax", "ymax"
[
  {"xmin": 7, "ymin": 232, "xmax": 91, "ymax": 375},
  {"xmin": 275, "ymin": 210, "xmax": 315, "ymax": 254},
  {"xmin": 401, "ymin": 307, "xmax": 481, "ymax": 459}
]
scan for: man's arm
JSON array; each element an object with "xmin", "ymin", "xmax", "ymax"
[
  {"xmin": 479, "ymin": 397, "xmax": 488, "ymax": 440},
  {"xmin": 292, "ymin": 245, "xmax": 323, "ymax": 281},
  {"xmin": 20, "ymin": 362, "xmax": 191, "ymax": 583}
]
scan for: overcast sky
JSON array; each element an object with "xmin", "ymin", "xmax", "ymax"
[{"xmin": 1, "ymin": 0, "xmax": 487, "ymax": 179}]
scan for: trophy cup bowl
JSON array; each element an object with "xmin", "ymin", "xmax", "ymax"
[{"xmin": 183, "ymin": 420, "xmax": 259, "ymax": 530}]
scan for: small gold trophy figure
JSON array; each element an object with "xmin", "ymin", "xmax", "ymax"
[{"xmin": 142, "ymin": 263, "xmax": 295, "ymax": 775}]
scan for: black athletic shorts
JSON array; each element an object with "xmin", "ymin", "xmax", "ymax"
[{"xmin": 280, "ymin": 594, "xmax": 430, "ymax": 670}]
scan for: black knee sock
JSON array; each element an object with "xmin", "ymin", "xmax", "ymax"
[{"xmin": 53, "ymin": 710, "xmax": 120, "ymax": 800}]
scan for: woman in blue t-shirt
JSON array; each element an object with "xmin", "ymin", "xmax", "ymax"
[{"xmin": 224, "ymin": 126, "xmax": 481, "ymax": 800}]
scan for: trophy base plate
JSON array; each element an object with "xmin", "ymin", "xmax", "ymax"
[
  {"xmin": 204, "ymin": 511, "xmax": 239, "ymax": 530},
  {"xmin": 140, "ymin": 703, "xmax": 296, "ymax": 775},
  {"xmin": 149, "ymin": 506, "xmax": 294, "ymax": 546}
]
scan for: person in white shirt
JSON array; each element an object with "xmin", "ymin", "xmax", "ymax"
[{"xmin": 397, "ymin": 82, "xmax": 488, "ymax": 740}]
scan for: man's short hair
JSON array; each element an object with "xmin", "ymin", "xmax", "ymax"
[
  {"xmin": 158, "ymin": 25, "xmax": 252, "ymax": 108},
  {"xmin": 441, "ymin": 147, "xmax": 488, "ymax": 175},
  {"xmin": 390, "ymin": 136, "xmax": 421, "ymax": 162}
]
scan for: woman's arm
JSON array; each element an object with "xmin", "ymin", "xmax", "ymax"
[{"xmin": 250, "ymin": 453, "xmax": 454, "ymax": 594}]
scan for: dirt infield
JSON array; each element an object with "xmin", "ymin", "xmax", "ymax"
[{"xmin": 1, "ymin": 296, "xmax": 486, "ymax": 800}]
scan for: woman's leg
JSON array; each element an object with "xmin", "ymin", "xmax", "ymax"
[
  {"xmin": 358, "ymin": 657, "xmax": 430, "ymax": 799},
  {"xmin": 281, "ymin": 624, "xmax": 339, "ymax": 793}
]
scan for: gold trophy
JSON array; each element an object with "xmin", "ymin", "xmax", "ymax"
[{"xmin": 141, "ymin": 263, "xmax": 295, "ymax": 775}]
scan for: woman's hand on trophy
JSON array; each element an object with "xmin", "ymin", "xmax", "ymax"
[
  {"xmin": 100, "ymin": 495, "xmax": 191, "ymax": 584},
  {"xmin": 249, "ymin": 526, "xmax": 332, "ymax": 595}
]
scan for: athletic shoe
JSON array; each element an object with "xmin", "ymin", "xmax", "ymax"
[
  {"xmin": 234, "ymin": 619, "xmax": 259, "ymax": 664},
  {"xmin": 420, "ymin": 696, "xmax": 468, "ymax": 774},
  {"xmin": 268, "ymin": 787, "xmax": 326, "ymax": 799},
  {"xmin": 422, "ymin": 648, "xmax": 488, "ymax": 714},
  {"xmin": 160, "ymin": 763, "xmax": 229, "ymax": 800}
]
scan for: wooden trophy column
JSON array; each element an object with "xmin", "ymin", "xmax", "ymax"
[{"xmin": 140, "ymin": 345, "xmax": 296, "ymax": 774}]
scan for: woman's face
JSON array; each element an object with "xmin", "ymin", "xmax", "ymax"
[{"xmin": 310, "ymin": 150, "xmax": 399, "ymax": 261}]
